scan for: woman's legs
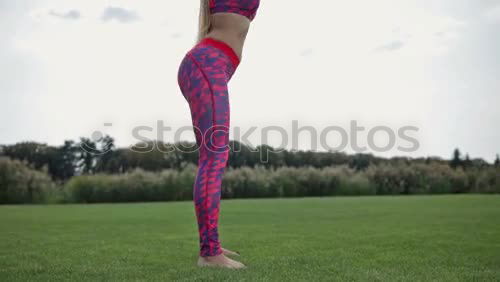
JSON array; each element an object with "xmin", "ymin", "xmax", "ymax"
[{"xmin": 178, "ymin": 48, "xmax": 231, "ymax": 258}]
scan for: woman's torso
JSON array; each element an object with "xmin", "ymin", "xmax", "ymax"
[{"xmin": 205, "ymin": 0, "xmax": 260, "ymax": 60}]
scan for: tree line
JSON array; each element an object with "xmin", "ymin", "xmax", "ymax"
[
  {"xmin": 0, "ymin": 136, "xmax": 499, "ymax": 204},
  {"xmin": 1, "ymin": 136, "xmax": 498, "ymax": 182}
]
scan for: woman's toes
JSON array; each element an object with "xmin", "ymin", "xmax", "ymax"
[
  {"xmin": 222, "ymin": 247, "xmax": 240, "ymax": 257},
  {"xmin": 227, "ymin": 257, "xmax": 246, "ymax": 269}
]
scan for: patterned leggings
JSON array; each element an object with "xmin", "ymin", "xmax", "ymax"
[{"xmin": 177, "ymin": 38, "xmax": 239, "ymax": 257}]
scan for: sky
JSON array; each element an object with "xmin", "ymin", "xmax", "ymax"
[{"xmin": 1, "ymin": 0, "xmax": 499, "ymax": 162}]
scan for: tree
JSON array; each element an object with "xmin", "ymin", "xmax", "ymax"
[
  {"xmin": 470, "ymin": 158, "xmax": 489, "ymax": 169},
  {"xmin": 48, "ymin": 140, "xmax": 79, "ymax": 180},
  {"xmin": 2, "ymin": 142, "xmax": 51, "ymax": 170},
  {"xmin": 463, "ymin": 153, "xmax": 473, "ymax": 169},
  {"xmin": 0, "ymin": 157, "xmax": 55, "ymax": 204},
  {"xmin": 1, "ymin": 141, "xmax": 81, "ymax": 180},
  {"xmin": 77, "ymin": 137, "xmax": 97, "ymax": 174},
  {"xmin": 349, "ymin": 153, "xmax": 374, "ymax": 171},
  {"xmin": 94, "ymin": 135, "xmax": 116, "ymax": 173},
  {"xmin": 495, "ymin": 154, "xmax": 500, "ymax": 167},
  {"xmin": 450, "ymin": 148, "xmax": 462, "ymax": 169}
]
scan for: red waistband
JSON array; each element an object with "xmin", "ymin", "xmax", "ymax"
[{"xmin": 198, "ymin": 37, "xmax": 240, "ymax": 68}]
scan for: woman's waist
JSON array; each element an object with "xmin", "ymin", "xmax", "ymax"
[
  {"xmin": 198, "ymin": 31, "xmax": 245, "ymax": 64},
  {"xmin": 187, "ymin": 37, "xmax": 240, "ymax": 77},
  {"xmin": 210, "ymin": 13, "xmax": 250, "ymax": 35},
  {"xmin": 205, "ymin": 30, "xmax": 246, "ymax": 60}
]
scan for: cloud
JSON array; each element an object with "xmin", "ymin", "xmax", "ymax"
[
  {"xmin": 485, "ymin": 5, "xmax": 500, "ymax": 22},
  {"xmin": 48, "ymin": 9, "xmax": 81, "ymax": 20},
  {"xmin": 299, "ymin": 48, "xmax": 313, "ymax": 57},
  {"xmin": 373, "ymin": 40, "xmax": 405, "ymax": 53},
  {"xmin": 101, "ymin": 7, "xmax": 139, "ymax": 23},
  {"xmin": 171, "ymin": 33, "xmax": 182, "ymax": 39}
]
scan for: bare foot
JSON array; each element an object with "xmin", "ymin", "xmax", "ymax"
[
  {"xmin": 222, "ymin": 247, "xmax": 240, "ymax": 257},
  {"xmin": 197, "ymin": 254, "xmax": 246, "ymax": 269}
]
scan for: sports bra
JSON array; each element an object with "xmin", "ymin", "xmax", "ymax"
[{"xmin": 209, "ymin": 0, "xmax": 260, "ymax": 21}]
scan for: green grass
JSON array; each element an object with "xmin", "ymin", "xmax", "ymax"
[{"xmin": 1, "ymin": 195, "xmax": 500, "ymax": 281}]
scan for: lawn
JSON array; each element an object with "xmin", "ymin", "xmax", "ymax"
[{"xmin": 1, "ymin": 195, "xmax": 499, "ymax": 281}]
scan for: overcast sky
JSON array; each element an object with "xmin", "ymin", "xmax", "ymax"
[{"xmin": 1, "ymin": 0, "xmax": 499, "ymax": 162}]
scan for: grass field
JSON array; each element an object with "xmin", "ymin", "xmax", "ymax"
[{"xmin": 1, "ymin": 195, "xmax": 499, "ymax": 281}]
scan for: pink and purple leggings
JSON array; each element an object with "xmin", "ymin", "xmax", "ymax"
[{"xmin": 177, "ymin": 38, "xmax": 240, "ymax": 257}]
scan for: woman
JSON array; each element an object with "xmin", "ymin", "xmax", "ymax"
[{"xmin": 177, "ymin": 0, "xmax": 260, "ymax": 269}]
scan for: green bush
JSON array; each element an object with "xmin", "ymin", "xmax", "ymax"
[
  {"xmin": 473, "ymin": 167, "xmax": 500, "ymax": 193},
  {"xmin": 338, "ymin": 173, "xmax": 376, "ymax": 196},
  {"xmin": 0, "ymin": 157, "xmax": 56, "ymax": 204},
  {"xmin": 2, "ymin": 159, "xmax": 496, "ymax": 204},
  {"xmin": 64, "ymin": 163, "xmax": 500, "ymax": 203},
  {"xmin": 364, "ymin": 163, "xmax": 475, "ymax": 195},
  {"xmin": 223, "ymin": 166, "xmax": 275, "ymax": 198},
  {"xmin": 64, "ymin": 165, "xmax": 196, "ymax": 203}
]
